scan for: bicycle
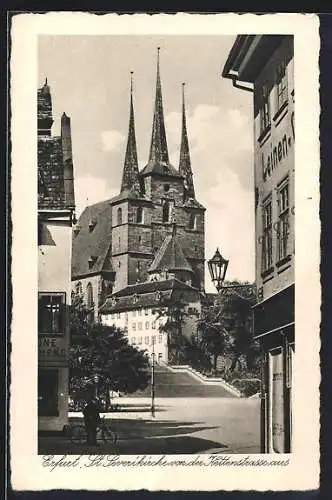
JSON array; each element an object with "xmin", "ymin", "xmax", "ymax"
[{"xmin": 69, "ymin": 416, "xmax": 118, "ymax": 446}]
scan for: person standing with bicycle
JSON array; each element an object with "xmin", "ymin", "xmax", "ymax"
[{"xmin": 83, "ymin": 398, "xmax": 101, "ymax": 445}]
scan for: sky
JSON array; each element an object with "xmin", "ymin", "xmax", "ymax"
[{"xmin": 38, "ymin": 35, "xmax": 255, "ymax": 291}]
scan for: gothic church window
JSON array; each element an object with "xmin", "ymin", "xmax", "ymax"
[
  {"xmin": 117, "ymin": 207, "xmax": 122, "ymax": 225},
  {"xmin": 189, "ymin": 213, "xmax": 197, "ymax": 230},
  {"xmin": 162, "ymin": 200, "xmax": 174, "ymax": 223},
  {"xmin": 86, "ymin": 282, "xmax": 94, "ymax": 323}
]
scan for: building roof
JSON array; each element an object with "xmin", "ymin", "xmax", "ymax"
[
  {"xmin": 38, "ymin": 81, "xmax": 75, "ymax": 212},
  {"xmin": 120, "ymin": 73, "xmax": 141, "ymax": 194},
  {"xmin": 222, "ymin": 35, "xmax": 288, "ymax": 85},
  {"xmin": 149, "ymin": 225, "xmax": 193, "ymax": 274},
  {"xmin": 179, "ymin": 83, "xmax": 195, "ymax": 199},
  {"xmin": 139, "ymin": 159, "xmax": 182, "ymax": 179},
  {"xmin": 100, "ymin": 278, "xmax": 201, "ymax": 313},
  {"xmin": 38, "ymin": 136, "xmax": 67, "ymax": 210},
  {"xmin": 71, "ymin": 199, "xmax": 114, "ymax": 279},
  {"xmin": 183, "ymin": 197, "xmax": 206, "ymax": 210}
]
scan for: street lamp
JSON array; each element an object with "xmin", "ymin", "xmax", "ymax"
[
  {"xmin": 151, "ymin": 338, "xmax": 155, "ymax": 418},
  {"xmin": 208, "ymin": 248, "xmax": 256, "ymax": 299},
  {"xmin": 208, "ymin": 248, "xmax": 229, "ymax": 293}
]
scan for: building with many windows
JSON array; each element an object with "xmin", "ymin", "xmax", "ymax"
[
  {"xmin": 223, "ymin": 35, "xmax": 295, "ymax": 453},
  {"xmin": 38, "ymin": 79, "xmax": 76, "ymax": 431},
  {"xmin": 72, "ymin": 50, "xmax": 206, "ymax": 347}
]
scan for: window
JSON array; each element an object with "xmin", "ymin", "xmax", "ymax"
[
  {"xmin": 276, "ymin": 59, "xmax": 288, "ymax": 111},
  {"xmin": 189, "ymin": 213, "xmax": 197, "ymax": 230},
  {"xmin": 277, "ymin": 181, "xmax": 290, "ymax": 261},
  {"xmin": 145, "ymin": 336, "xmax": 149, "ymax": 345},
  {"xmin": 117, "ymin": 207, "xmax": 122, "ymax": 225},
  {"xmin": 38, "ymin": 293, "xmax": 65, "ymax": 334},
  {"xmin": 38, "ymin": 368, "xmax": 59, "ymax": 416},
  {"xmin": 158, "ymin": 353, "xmax": 163, "ymax": 362},
  {"xmin": 136, "ymin": 206, "xmax": 143, "ymax": 224},
  {"xmin": 132, "ymin": 323, "xmax": 136, "ymax": 331},
  {"xmin": 138, "ymin": 309, "xmax": 142, "ymax": 316},
  {"xmin": 262, "ymin": 199, "xmax": 273, "ymax": 272},
  {"xmin": 158, "ymin": 334, "xmax": 163, "ymax": 344},
  {"xmin": 152, "ymin": 335, "xmax": 156, "ymax": 345},
  {"xmin": 259, "ymin": 84, "xmax": 271, "ymax": 135},
  {"xmin": 145, "ymin": 321, "xmax": 150, "ymax": 329},
  {"xmin": 132, "ymin": 310, "xmax": 137, "ymax": 317},
  {"xmin": 145, "ymin": 309, "xmax": 149, "ymax": 316},
  {"xmin": 138, "ymin": 336, "xmax": 143, "ymax": 345},
  {"xmin": 138, "ymin": 322, "xmax": 143, "ymax": 331},
  {"xmin": 164, "ymin": 184, "xmax": 170, "ymax": 192},
  {"xmin": 132, "ymin": 337, "xmax": 136, "ymax": 345},
  {"xmin": 138, "ymin": 236, "xmax": 142, "ymax": 245},
  {"xmin": 86, "ymin": 282, "xmax": 94, "ymax": 322},
  {"xmin": 162, "ymin": 200, "xmax": 174, "ymax": 223},
  {"xmin": 152, "ymin": 321, "xmax": 156, "ymax": 330},
  {"xmin": 117, "ymin": 312, "xmax": 120, "ymax": 319}
]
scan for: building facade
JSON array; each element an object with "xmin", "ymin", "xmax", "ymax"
[
  {"xmin": 38, "ymin": 80, "xmax": 76, "ymax": 431},
  {"xmin": 100, "ymin": 278, "xmax": 202, "ymax": 363},
  {"xmin": 223, "ymin": 35, "xmax": 295, "ymax": 453},
  {"xmin": 72, "ymin": 51, "xmax": 206, "ymax": 326}
]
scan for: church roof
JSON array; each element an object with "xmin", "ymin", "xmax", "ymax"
[
  {"xmin": 183, "ymin": 197, "xmax": 206, "ymax": 210},
  {"xmin": 149, "ymin": 225, "xmax": 193, "ymax": 274},
  {"xmin": 139, "ymin": 160, "xmax": 182, "ymax": 178},
  {"xmin": 179, "ymin": 83, "xmax": 195, "ymax": 199},
  {"xmin": 71, "ymin": 199, "xmax": 114, "ymax": 279},
  {"xmin": 100, "ymin": 278, "xmax": 200, "ymax": 313}
]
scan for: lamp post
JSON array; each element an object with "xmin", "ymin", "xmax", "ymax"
[
  {"xmin": 208, "ymin": 248, "xmax": 256, "ymax": 299},
  {"xmin": 151, "ymin": 338, "xmax": 155, "ymax": 418}
]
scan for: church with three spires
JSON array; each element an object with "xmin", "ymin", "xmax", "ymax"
[{"xmin": 72, "ymin": 49, "xmax": 206, "ymax": 362}]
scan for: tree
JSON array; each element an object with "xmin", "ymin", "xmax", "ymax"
[
  {"xmin": 69, "ymin": 294, "xmax": 150, "ymax": 409},
  {"xmin": 198, "ymin": 282, "xmax": 260, "ymax": 378}
]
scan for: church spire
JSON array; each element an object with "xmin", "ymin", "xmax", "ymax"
[
  {"xmin": 179, "ymin": 83, "xmax": 195, "ymax": 199},
  {"xmin": 149, "ymin": 47, "xmax": 169, "ymax": 165},
  {"xmin": 121, "ymin": 71, "xmax": 140, "ymax": 193}
]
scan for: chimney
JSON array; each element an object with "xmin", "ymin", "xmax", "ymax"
[{"xmin": 61, "ymin": 112, "xmax": 75, "ymax": 210}]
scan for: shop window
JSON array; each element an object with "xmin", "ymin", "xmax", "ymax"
[
  {"xmin": 136, "ymin": 206, "xmax": 144, "ymax": 224},
  {"xmin": 38, "ymin": 368, "xmax": 59, "ymax": 416},
  {"xmin": 276, "ymin": 59, "xmax": 288, "ymax": 111},
  {"xmin": 117, "ymin": 207, "xmax": 123, "ymax": 225},
  {"xmin": 259, "ymin": 84, "xmax": 271, "ymax": 136},
  {"xmin": 38, "ymin": 293, "xmax": 65, "ymax": 334},
  {"xmin": 262, "ymin": 198, "xmax": 273, "ymax": 273},
  {"xmin": 277, "ymin": 181, "xmax": 290, "ymax": 261}
]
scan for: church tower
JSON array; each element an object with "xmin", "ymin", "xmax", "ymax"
[{"xmin": 111, "ymin": 50, "xmax": 205, "ymax": 292}]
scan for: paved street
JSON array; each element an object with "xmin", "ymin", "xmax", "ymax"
[{"xmin": 39, "ymin": 397, "xmax": 260, "ymax": 455}]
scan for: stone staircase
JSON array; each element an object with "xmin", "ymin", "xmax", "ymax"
[{"xmin": 128, "ymin": 363, "xmax": 241, "ymax": 398}]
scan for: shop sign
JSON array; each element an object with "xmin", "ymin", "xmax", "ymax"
[{"xmin": 261, "ymin": 111, "xmax": 295, "ymax": 182}]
